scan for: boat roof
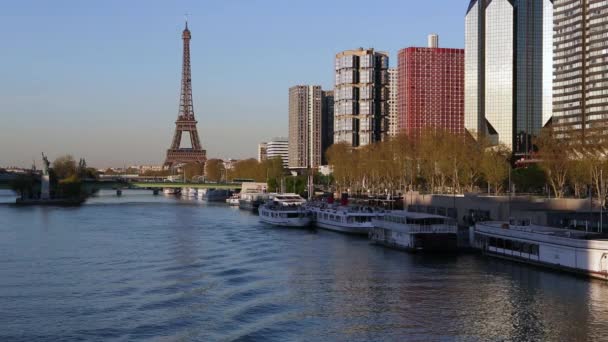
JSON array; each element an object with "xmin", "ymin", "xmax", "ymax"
[
  {"xmin": 478, "ymin": 221, "xmax": 608, "ymax": 241},
  {"xmin": 385, "ymin": 210, "xmax": 451, "ymax": 220}
]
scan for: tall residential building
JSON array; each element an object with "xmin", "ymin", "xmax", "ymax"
[
  {"xmin": 289, "ymin": 85, "xmax": 322, "ymax": 169},
  {"xmin": 387, "ymin": 68, "xmax": 399, "ymax": 137},
  {"xmin": 321, "ymin": 90, "xmax": 334, "ymax": 164},
  {"xmin": 257, "ymin": 142, "xmax": 267, "ymax": 162},
  {"xmin": 267, "ymin": 137, "xmax": 289, "ymax": 168},
  {"xmin": 465, "ymin": 0, "xmax": 553, "ymax": 154},
  {"xmin": 334, "ymin": 48, "xmax": 389, "ymax": 147},
  {"xmin": 553, "ymin": 0, "xmax": 608, "ymax": 142},
  {"xmin": 397, "ymin": 36, "xmax": 464, "ymax": 138},
  {"xmin": 428, "ymin": 33, "xmax": 439, "ymax": 48}
]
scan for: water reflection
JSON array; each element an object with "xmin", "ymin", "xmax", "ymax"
[
  {"xmin": 1, "ymin": 191, "xmax": 608, "ymax": 341},
  {"xmin": 0, "ymin": 189, "xmax": 17, "ymax": 204}
]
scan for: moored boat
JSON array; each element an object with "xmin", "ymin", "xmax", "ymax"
[
  {"xmin": 239, "ymin": 192, "xmax": 272, "ymax": 213},
  {"xmin": 203, "ymin": 189, "xmax": 231, "ymax": 202},
  {"xmin": 226, "ymin": 193, "xmax": 240, "ymax": 206},
  {"xmin": 186, "ymin": 187, "xmax": 198, "ymax": 198},
  {"xmin": 370, "ymin": 211, "xmax": 458, "ymax": 252},
  {"xmin": 259, "ymin": 194, "xmax": 311, "ymax": 228},
  {"xmin": 309, "ymin": 205, "xmax": 386, "ymax": 235},
  {"xmin": 163, "ymin": 188, "xmax": 181, "ymax": 195},
  {"xmin": 470, "ymin": 218, "xmax": 608, "ymax": 280}
]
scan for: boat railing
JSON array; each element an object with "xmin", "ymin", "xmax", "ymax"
[{"xmin": 388, "ymin": 224, "xmax": 457, "ymax": 234}]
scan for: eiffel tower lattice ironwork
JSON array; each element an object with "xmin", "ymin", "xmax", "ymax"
[{"xmin": 164, "ymin": 21, "xmax": 207, "ymax": 169}]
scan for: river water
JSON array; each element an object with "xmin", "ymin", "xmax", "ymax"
[{"xmin": 1, "ymin": 189, "xmax": 608, "ymax": 341}]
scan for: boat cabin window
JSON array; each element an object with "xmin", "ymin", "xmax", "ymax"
[
  {"xmin": 509, "ymin": 218, "xmax": 531, "ymax": 226},
  {"xmin": 349, "ymin": 216, "xmax": 372, "ymax": 223},
  {"xmin": 406, "ymin": 218, "xmax": 446, "ymax": 225},
  {"xmin": 487, "ymin": 237, "xmax": 539, "ymax": 256}
]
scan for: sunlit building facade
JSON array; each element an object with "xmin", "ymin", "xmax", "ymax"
[
  {"xmin": 334, "ymin": 48, "xmax": 390, "ymax": 147},
  {"xmin": 397, "ymin": 36, "xmax": 464, "ymax": 138},
  {"xmin": 387, "ymin": 68, "xmax": 399, "ymax": 137},
  {"xmin": 267, "ymin": 137, "xmax": 289, "ymax": 168},
  {"xmin": 553, "ymin": 0, "xmax": 608, "ymax": 143},
  {"xmin": 289, "ymin": 85, "xmax": 322, "ymax": 169},
  {"xmin": 257, "ymin": 142, "xmax": 267, "ymax": 162},
  {"xmin": 465, "ymin": 0, "xmax": 553, "ymax": 154}
]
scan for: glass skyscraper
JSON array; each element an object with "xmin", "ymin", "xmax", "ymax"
[{"xmin": 465, "ymin": 0, "xmax": 553, "ymax": 154}]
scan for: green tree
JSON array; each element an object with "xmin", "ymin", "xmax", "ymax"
[
  {"xmin": 535, "ymin": 128, "xmax": 570, "ymax": 198},
  {"xmin": 205, "ymin": 159, "xmax": 224, "ymax": 182},
  {"xmin": 480, "ymin": 146, "xmax": 511, "ymax": 195},
  {"xmin": 183, "ymin": 163, "xmax": 204, "ymax": 181},
  {"xmin": 56, "ymin": 174, "xmax": 83, "ymax": 198},
  {"xmin": 10, "ymin": 175, "xmax": 35, "ymax": 199},
  {"xmin": 568, "ymin": 159, "xmax": 589, "ymax": 198},
  {"xmin": 512, "ymin": 164, "xmax": 546, "ymax": 194},
  {"xmin": 52, "ymin": 155, "xmax": 77, "ymax": 180}
]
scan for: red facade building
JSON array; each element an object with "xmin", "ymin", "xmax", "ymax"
[{"xmin": 397, "ymin": 44, "xmax": 464, "ymax": 138}]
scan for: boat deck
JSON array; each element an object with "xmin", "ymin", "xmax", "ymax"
[{"xmin": 478, "ymin": 221, "xmax": 608, "ymax": 241}]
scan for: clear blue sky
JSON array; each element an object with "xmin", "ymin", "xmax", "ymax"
[{"xmin": 0, "ymin": 0, "xmax": 466, "ymax": 168}]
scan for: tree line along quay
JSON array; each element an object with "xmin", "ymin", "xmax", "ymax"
[
  {"xmin": 321, "ymin": 127, "xmax": 608, "ymax": 204},
  {"xmin": 6, "ymin": 127, "xmax": 608, "ymax": 205}
]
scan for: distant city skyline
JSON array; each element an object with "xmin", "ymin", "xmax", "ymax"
[{"xmin": 0, "ymin": 0, "xmax": 466, "ymax": 167}]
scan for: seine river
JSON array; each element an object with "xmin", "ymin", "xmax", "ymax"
[{"xmin": 2, "ymin": 189, "xmax": 608, "ymax": 341}]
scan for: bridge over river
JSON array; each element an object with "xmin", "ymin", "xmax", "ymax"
[{"xmin": 0, "ymin": 179, "xmax": 241, "ymax": 191}]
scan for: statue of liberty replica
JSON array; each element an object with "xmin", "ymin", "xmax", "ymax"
[{"xmin": 41, "ymin": 153, "xmax": 51, "ymax": 200}]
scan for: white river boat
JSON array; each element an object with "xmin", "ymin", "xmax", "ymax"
[
  {"xmin": 309, "ymin": 205, "xmax": 386, "ymax": 235},
  {"xmin": 470, "ymin": 218, "xmax": 608, "ymax": 280},
  {"xmin": 370, "ymin": 211, "xmax": 458, "ymax": 252},
  {"xmin": 259, "ymin": 194, "xmax": 311, "ymax": 228}
]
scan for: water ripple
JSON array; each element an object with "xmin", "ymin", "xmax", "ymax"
[{"xmin": 1, "ymin": 194, "xmax": 608, "ymax": 341}]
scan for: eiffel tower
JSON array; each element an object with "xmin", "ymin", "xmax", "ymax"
[{"xmin": 164, "ymin": 21, "xmax": 207, "ymax": 169}]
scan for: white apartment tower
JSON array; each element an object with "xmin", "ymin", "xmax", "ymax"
[{"xmin": 266, "ymin": 137, "xmax": 289, "ymax": 168}]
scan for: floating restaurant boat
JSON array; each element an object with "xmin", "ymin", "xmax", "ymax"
[
  {"xmin": 259, "ymin": 194, "xmax": 311, "ymax": 228},
  {"xmin": 370, "ymin": 211, "xmax": 458, "ymax": 252},
  {"xmin": 309, "ymin": 205, "xmax": 386, "ymax": 235},
  {"xmin": 470, "ymin": 219, "xmax": 608, "ymax": 280}
]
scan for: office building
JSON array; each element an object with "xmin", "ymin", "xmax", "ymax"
[
  {"xmin": 334, "ymin": 48, "xmax": 389, "ymax": 147},
  {"xmin": 267, "ymin": 137, "xmax": 289, "ymax": 168},
  {"xmin": 289, "ymin": 85, "xmax": 323, "ymax": 169},
  {"xmin": 465, "ymin": 0, "xmax": 553, "ymax": 154},
  {"xmin": 397, "ymin": 35, "xmax": 464, "ymax": 138},
  {"xmin": 553, "ymin": 0, "xmax": 608, "ymax": 143}
]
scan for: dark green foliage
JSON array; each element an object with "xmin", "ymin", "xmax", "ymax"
[
  {"xmin": 10, "ymin": 175, "xmax": 35, "ymax": 199},
  {"xmin": 512, "ymin": 165, "xmax": 547, "ymax": 194}
]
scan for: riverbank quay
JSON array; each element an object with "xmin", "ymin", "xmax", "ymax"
[{"xmin": 403, "ymin": 192, "xmax": 607, "ymax": 231}]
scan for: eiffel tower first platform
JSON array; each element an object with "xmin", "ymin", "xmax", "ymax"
[{"xmin": 164, "ymin": 21, "xmax": 207, "ymax": 169}]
